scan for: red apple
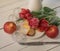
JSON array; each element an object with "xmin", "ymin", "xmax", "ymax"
[
  {"xmin": 45, "ymin": 25, "xmax": 59, "ymax": 38},
  {"xmin": 4, "ymin": 22, "xmax": 17, "ymax": 34}
]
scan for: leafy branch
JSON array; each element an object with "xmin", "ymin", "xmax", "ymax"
[{"xmin": 31, "ymin": 7, "xmax": 60, "ymax": 26}]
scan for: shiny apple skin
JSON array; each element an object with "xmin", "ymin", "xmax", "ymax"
[
  {"xmin": 4, "ymin": 22, "xmax": 16, "ymax": 34},
  {"xmin": 45, "ymin": 25, "xmax": 59, "ymax": 38}
]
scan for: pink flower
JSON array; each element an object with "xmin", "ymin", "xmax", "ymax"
[
  {"xmin": 19, "ymin": 8, "xmax": 32, "ymax": 20},
  {"xmin": 29, "ymin": 17, "xmax": 39, "ymax": 29}
]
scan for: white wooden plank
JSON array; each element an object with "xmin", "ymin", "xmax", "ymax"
[
  {"xmin": 0, "ymin": 0, "xmax": 22, "ymax": 7},
  {"xmin": 48, "ymin": 45, "xmax": 60, "ymax": 51},
  {"xmin": 0, "ymin": 0, "xmax": 28, "ymax": 13},
  {"xmin": 18, "ymin": 45, "xmax": 58, "ymax": 51},
  {"xmin": 0, "ymin": 30, "xmax": 14, "ymax": 48},
  {"xmin": 0, "ymin": 0, "xmax": 28, "ymax": 50},
  {"xmin": 0, "ymin": 42, "xmax": 27, "ymax": 51}
]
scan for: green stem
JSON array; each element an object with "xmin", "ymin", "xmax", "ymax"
[{"xmin": 53, "ymin": 6, "xmax": 60, "ymax": 9}]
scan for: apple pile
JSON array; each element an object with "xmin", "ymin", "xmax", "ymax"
[{"xmin": 3, "ymin": 8, "xmax": 59, "ymax": 39}]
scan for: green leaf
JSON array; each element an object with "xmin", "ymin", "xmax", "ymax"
[
  {"xmin": 49, "ymin": 16, "xmax": 60, "ymax": 26},
  {"xmin": 51, "ymin": 21, "xmax": 60, "ymax": 26},
  {"xmin": 16, "ymin": 19, "xmax": 23, "ymax": 22},
  {"xmin": 43, "ymin": 7, "xmax": 54, "ymax": 12}
]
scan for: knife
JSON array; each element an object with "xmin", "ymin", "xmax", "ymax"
[{"xmin": 19, "ymin": 42, "xmax": 60, "ymax": 46}]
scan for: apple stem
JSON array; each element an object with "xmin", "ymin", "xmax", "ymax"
[{"xmin": 0, "ymin": 28, "xmax": 3, "ymax": 30}]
